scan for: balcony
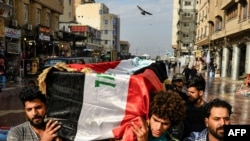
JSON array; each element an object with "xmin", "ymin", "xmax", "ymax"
[{"xmin": 221, "ymin": 0, "xmax": 235, "ymax": 10}]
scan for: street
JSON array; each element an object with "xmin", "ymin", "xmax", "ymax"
[
  {"xmin": 0, "ymin": 71, "xmax": 250, "ymax": 128},
  {"xmin": 169, "ymin": 66, "xmax": 250, "ymax": 124}
]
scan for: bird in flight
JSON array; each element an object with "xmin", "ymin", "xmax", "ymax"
[{"xmin": 137, "ymin": 5, "xmax": 153, "ymax": 15}]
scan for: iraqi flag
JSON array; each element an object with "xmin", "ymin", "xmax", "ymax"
[{"xmin": 42, "ymin": 58, "xmax": 167, "ymax": 141}]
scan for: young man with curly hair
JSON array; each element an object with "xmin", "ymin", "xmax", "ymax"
[{"xmin": 131, "ymin": 90, "xmax": 186, "ymax": 141}]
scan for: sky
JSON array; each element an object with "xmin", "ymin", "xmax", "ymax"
[{"xmin": 96, "ymin": 0, "xmax": 174, "ymax": 58}]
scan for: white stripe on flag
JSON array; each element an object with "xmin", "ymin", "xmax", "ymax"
[
  {"xmin": 104, "ymin": 58, "xmax": 155, "ymax": 74},
  {"xmin": 74, "ymin": 73, "xmax": 130, "ymax": 140}
]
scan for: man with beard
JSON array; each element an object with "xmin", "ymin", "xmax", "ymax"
[
  {"xmin": 182, "ymin": 74, "xmax": 207, "ymax": 140},
  {"xmin": 7, "ymin": 86, "xmax": 61, "ymax": 141},
  {"xmin": 183, "ymin": 98, "xmax": 232, "ymax": 141}
]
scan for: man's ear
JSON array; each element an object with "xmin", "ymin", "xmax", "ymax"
[
  {"xmin": 199, "ymin": 90, "xmax": 204, "ymax": 96},
  {"xmin": 205, "ymin": 117, "xmax": 208, "ymax": 127}
]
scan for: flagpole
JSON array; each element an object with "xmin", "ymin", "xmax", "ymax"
[{"xmin": 206, "ymin": 32, "xmax": 211, "ymax": 78}]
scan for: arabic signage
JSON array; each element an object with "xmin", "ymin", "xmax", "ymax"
[
  {"xmin": 5, "ymin": 27, "xmax": 21, "ymax": 38},
  {"xmin": 38, "ymin": 26, "xmax": 50, "ymax": 41}
]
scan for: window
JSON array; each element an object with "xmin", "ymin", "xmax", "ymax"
[
  {"xmin": 6, "ymin": 0, "xmax": 14, "ymax": 17},
  {"xmin": 184, "ymin": 13, "xmax": 191, "ymax": 17},
  {"xmin": 215, "ymin": 0, "xmax": 218, "ymax": 6},
  {"xmin": 184, "ymin": 23, "xmax": 189, "ymax": 27},
  {"xmin": 104, "ymin": 20, "xmax": 108, "ymax": 24},
  {"xmin": 183, "ymin": 43, "xmax": 190, "ymax": 47},
  {"xmin": 54, "ymin": 18, "xmax": 59, "ymax": 30},
  {"xmin": 241, "ymin": 1, "xmax": 248, "ymax": 20},
  {"xmin": 99, "ymin": 10, "xmax": 103, "ymax": 15},
  {"xmin": 226, "ymin": 4, "xmax": 237, "ymax": 21},
  {"xmin": 36, "ymin": 9, "xmax": 41, "ymax": 25},
  {"xmin": 68, "ymin": 12, "xmax": 71, "ymax": 18},
  {"xmin": 104, "ymin": 30, "xmax": 108, "ymax": 34},
  {"xmin": 197, "ymin": 29, "xmax": 200, "ymax": 38},
  {"xmin": 184, "ymin": 1, "xmax": 191, "ymax": 5},
  {"xmin": 46, "ymin": 12, "xmax": 50, "ymax": 27},
  {"xmin": 204, "ymin": 26, "xmax": 207, "ymax": 36},
  {"xmin": 113, "ymin": 19, "xmax": 117, "ymax": 24},
  {"xmin": 215, "ymin": 16, "xmax": 222, "ymax": 31},
  {"xmin": 183, "ymin": 34, "xmax": 189, "ymax": 38},
  {"xmin": 58, "ymin": 0, "xmax": 62, "ymax": 4},
  {"xmin": 6, "ymin": 0, "xmax": 14, "ymax": 5},
  {"xmin": 24, "ymin": 4, "xmax": 28, "ymax": 22},
  {"xmin": 69, "ymin": 0, "xmax": 72, "ymax": 5}
]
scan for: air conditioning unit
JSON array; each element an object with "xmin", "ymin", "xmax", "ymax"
[
  {"xmin": 27, "ymin": 24, "xmax": 32, "ymax": 30},
  {"xmin": 12, "ymin": 20, "xmax": 18, "ymax": 27}
]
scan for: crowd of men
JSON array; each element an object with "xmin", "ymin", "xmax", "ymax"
[{"xmin": 6, "ymin": 63, "xmax": 233, "ymax": 141}]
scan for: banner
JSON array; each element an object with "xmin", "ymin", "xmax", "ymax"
[{"xmin": 206, "ymin": 50, "xmax": 210, "ymax": 64}]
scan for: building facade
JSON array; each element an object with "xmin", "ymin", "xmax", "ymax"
[
  {"xmin": 196, "ymin": 0, "xmax": 250, "ymax": 80},
  {"xmin": 171, "ymin": 0, "xmax": 180, "ymax": 55},
  {"xmin": 172, "ymin": 0, "xmax": 197, "ymax": 57},
  {"xmin": 119, "ymin": 40, "xmax": 130, "ymax": 59},
  {"xmin": 0, "ymin": 0, "xmax": 63, "ymax": 79},
  {"xmin": 75, "ymin": 2, "xmax": 120, "ymax": 61}
]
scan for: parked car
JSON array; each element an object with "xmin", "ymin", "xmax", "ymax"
[{"xmin": 39, "ymin": 57, "xmax": 96, "ymax": 73}]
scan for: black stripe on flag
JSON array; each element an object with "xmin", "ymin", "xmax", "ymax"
[
  {"xmin": 133, "ymin": 61, "xmax": 168, "ymax": 82},
  {"xmin": 46, "ymin": 71, "xmax": 85, "ymax": 141}
]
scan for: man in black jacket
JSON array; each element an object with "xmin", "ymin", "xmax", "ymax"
[{"xmin": 182, "ymin": 75, "xmax": 207, "ymax": 140}]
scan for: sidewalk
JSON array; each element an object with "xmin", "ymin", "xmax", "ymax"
[
  {"xmin": 0, "ymin": 76, "xmax": 37, "ymax": 91},
  {"xmin": 169, "ymin": 66, "xmax": 243, "ymax": 84}
]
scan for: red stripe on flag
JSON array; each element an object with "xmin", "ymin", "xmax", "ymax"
[
  {"xmin": 112, "ymin": 69, "xmax": 163, "ymax": 140},
  {"xmin": 69, "ymin": 61, "xmax": 121, "ymax": 73}
]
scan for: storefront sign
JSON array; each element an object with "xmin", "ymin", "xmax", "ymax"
[
  {"xmin": 5, "ymin": 27, "xmax": 21, "ymax": 38},
  {"xmin": 38, "ymin": 26, "xmax": 50, "ymax": 41},
  {"xmin": 7, "ymin": 42, "xmax": 19, "ymax": 54},
  {"xmin": 70, "ymin": 26, "xmax": 88, "ymax": 32},
  {"xmin": 39, "ymin": 33, "xmax": 50, "ymax": 41},
  {"xmin": 39, "ymin": 26, "xmax": 50, "ymax": 33}
]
